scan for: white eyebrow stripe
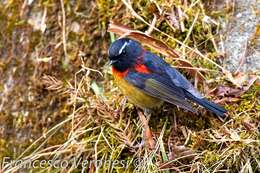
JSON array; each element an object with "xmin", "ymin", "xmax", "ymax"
[{"xmin": 118, "ymin": 41, "xmax": 128, "ymax": 55}]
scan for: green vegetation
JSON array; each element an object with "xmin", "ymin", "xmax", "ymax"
[{"xmin": 0, "ymin": 0, "xmax": 259, "ymax": 172}]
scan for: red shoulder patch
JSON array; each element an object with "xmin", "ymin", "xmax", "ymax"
[
  {"xmin": 134, "ymin": 64, "xmax": 150, "ymax": 74},
  {"xmin": 112, "ymin": 67, "xmax": 129, "ymax": 78}
]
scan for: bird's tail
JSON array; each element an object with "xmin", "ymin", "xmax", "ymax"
[{"xmin": 185, "ymin": 92, "xmax": 227, "ymax": 119}]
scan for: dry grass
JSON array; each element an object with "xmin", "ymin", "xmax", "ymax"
[{"xmin": 0, "ymin": 0, "xmax": 259, "ymax": 172}]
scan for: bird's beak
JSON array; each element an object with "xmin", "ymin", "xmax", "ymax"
[{"xmin": 109, "ymin": 60, "xmax": 117, "ymax": 65}]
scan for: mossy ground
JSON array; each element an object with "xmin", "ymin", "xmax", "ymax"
[{"xmin": 0, "ymin": 0, "xmax": 259, "ymax": 172}]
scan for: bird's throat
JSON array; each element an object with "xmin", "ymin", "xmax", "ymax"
[{"xmin": 112, "ymin": 67, "xmax": 129, "ymax": 78}]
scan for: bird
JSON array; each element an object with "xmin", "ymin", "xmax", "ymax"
[{"xmin": 108, "ymin": 38, "xmax": 227, "ymax": 119}]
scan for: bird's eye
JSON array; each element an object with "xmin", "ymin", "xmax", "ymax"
[{"xmin": 122, "ymin": 50, "xmax": 126, "ymax": 54}]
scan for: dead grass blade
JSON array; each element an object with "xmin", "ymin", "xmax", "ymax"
[{"xmin": 138, "ymin": 111, "xmax": 155, "ymax": 149}]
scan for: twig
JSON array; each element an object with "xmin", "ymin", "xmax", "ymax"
[
  {"xmin": 145, "ymin": 14, "xmax": 157, "ymax": 35},
  {"xmin": 138, "ymin": 111, "xmax": 155, "ymax": 149},
  {"xmin": 60, "ymin": 0, "xmax": 68, "ymax": 65}
]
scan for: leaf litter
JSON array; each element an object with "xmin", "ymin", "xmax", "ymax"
[{"xmin": 0, "ymin": 0, "xmax": 259, "ymax": 172}]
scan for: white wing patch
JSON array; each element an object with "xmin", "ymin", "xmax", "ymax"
[{"xmin": 118, "ymin": 41, "xmax": 128, "ymax": 55}]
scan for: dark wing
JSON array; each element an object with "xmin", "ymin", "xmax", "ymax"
[
  {"xmin": 143, "ymin": 52, "xmax": 203, "ymax": 98},
  {"xmin": 125, "ymin": 71, "xmax": 196, "ymax": 113},
  {"xmin": 142, "ymin": 51, "xmax": 227, "ymax": 118}
]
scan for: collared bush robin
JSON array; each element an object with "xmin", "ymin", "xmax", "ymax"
[{"xmin": 108, "ymin": 38, "xmax": 227, "ymax": 119}]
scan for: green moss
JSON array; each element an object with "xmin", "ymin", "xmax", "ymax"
[{"xmin": 0, "ymin": 0, "xmax": 258, "ymax": 172}]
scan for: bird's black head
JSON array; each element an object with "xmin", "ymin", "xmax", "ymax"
[{"xmin": 108, "ymin": 38, "xmax": 143, "ymax": 72}]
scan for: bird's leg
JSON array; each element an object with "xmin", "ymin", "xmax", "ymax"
[
  {"xmin": 171, "ymin": 110, "xmax": 177, "ymax": 132},
  {"xmin": 138, "ymin": 109, "xmax": 155, "ymax": 149}
]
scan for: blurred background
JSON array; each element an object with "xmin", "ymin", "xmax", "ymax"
[{"xmin": 0, "ymin": 0, "xmax": 259, "ymax": 172}]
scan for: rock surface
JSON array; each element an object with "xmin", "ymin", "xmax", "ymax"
[{"xmin": 222, "ymin": 0, "xmax": 259, "ymax": 72}]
